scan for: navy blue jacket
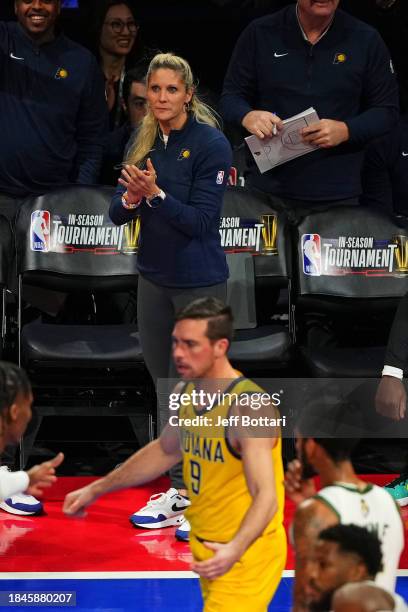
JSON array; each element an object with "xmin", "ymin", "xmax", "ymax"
[
  {"xmin": 361, "ymin": 117, "xmax": 408, "ymax": 216},
  {"xmin": 110, "ymin": 116, "xmax": 232, "ymax": 288},
  {"xmin": 220, "ymin": 6, "xmax": 399, "ymax": 201},
  {"xmin": 0, "ymin": 22, "xmax": 108, "ymax": 197}
]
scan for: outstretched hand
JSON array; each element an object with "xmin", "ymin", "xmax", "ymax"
[
  {"xmin": 26, "ymin": 452, "xmax": 64, "ymax": 497},
  {"xmin": 63, "ymin": 484, "xmax": 99, "ymax": 517}
]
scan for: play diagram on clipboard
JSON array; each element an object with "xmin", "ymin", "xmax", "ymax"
[{"xmin": 245, "ymin": 107, "xmax": 320, "ymax": 173}]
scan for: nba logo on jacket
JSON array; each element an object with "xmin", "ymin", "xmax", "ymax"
[{"xmin": 216, "ymin": 170, "xmax": 225, "ymax": 185}]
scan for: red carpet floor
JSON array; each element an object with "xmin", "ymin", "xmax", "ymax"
[{"xmin": 0, "ymin": 475, "xmax": 406, "ymax": 573}]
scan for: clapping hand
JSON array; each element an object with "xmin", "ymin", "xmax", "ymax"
[{"xmin": 118, "ymin": 158, "xmax": 160, "ymax": 202}]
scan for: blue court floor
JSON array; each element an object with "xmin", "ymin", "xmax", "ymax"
[{"xmin": 0, "ymin": 575, "xmax": 406, "ymax": 611}]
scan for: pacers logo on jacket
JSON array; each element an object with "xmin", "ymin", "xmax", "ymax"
[
  {"xmin": 55, "ymin": 67, "xmax": 69, "ymax": 80},
  {"xmin": 178, "ymin": 148, "xmax": 191, "ymax": 160},
  {"xmin": 333, "ymin": 53, "xmax": 347, "ymax": 64}
]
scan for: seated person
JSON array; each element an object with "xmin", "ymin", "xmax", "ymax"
[
  {"xmin": 0, "ymin": 361, "xmax": 64, "ymax": 516},
  {"xmin": 101, "ymin": 64, "xmax": 148, "ymax": 185}
]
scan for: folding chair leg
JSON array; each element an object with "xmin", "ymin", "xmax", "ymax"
[
  {"xmin": 128, "ymin": 414, "xmax": 154, "ymax": 447},
  {"xmin": 19, "ymin": 438, "xmax": 25, "ymax": 471}
]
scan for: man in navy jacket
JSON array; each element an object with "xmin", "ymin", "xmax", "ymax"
[
  {"xmin": 220, "ymin": 0, "xmax": 399, "ymax": 207},
  {"xmin": 0, "ymin": 0, "xmax": 107, "ymax": 220}
]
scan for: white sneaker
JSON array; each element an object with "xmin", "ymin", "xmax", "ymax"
[
  {"xmin": 175, "ymin": 516, "xmax": 191, "ymax": 542},
  {"xmin": 0, "ymin": 467, "xmax": 43, "ymax": 516},
  {"xmin": 129, "ymin": 488, "xmax": 191, "ymax": 528}
]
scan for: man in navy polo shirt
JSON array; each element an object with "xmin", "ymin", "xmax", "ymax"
[{"xmin": 220, "ymin": 0, "xmax": 399, "ymax": 210}]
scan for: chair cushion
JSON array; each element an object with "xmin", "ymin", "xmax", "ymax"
[
  {"xmin": 228, "ymin": 325, "xmax": 291, "ymax": 363},
  {"xmin": 299, "ymin": 346, "xmax": 386, "ymax": 378},
  {"xmin": 21, "ymin": 323, "xmax": 143, "ymax": 367}
]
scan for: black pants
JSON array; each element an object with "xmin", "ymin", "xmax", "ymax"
[{"xmin": 137, "ymin": 275, "xmax": 227, "ymax": 489}]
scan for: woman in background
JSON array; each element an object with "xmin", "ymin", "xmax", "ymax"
[{"xmin": 93, "ymin": 0, "xmax": 142, "ymax": 129}]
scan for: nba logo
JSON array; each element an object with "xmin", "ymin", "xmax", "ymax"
[
  {"xmin": 30, "ymin": 211, "xmax": 51, "ymax": 252},
  {"xmin": 302, "ymin": 234, "xmax": 321, "ymax": 276},
  {"xmin": 216, "ymin": 170, "xmax": 225, "ymax": 185}
]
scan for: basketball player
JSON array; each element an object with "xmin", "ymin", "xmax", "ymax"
[
  {"xmin": 64, "ymin": 297, "xmax": 286, "ymax": 611},
  {"xmin": 285, "ymin": 403, "xmax": 404, "ymax": 611},
  {"xmin": 333, "ymin": 582, "xmax": 407, "ymax": 612},
  {"xmin": 310, "ymin": 524, "xmax": 406, "ymax": 612},
  {"xmin": 0, "ymin": 361, "xmax": 64, "ymax": 512}
]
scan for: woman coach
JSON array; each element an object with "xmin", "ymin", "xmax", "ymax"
[{"xmin": 109, "ymin": 52, "xmax": 232, "ymax": 501}]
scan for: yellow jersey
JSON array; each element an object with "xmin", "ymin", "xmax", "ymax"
[{"xmin": 179, "ymin": 376, "xmax": 285, "ymax": 542}]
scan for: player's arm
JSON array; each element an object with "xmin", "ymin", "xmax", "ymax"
[
  {"xmin": 193, "ymin": 400, "xmax": 280, "ymax": 579},
  {"xmin": 376, "ymin": 292, "xmax": 408, "ymax": 420},
  {"xmin": 292, "ymin": 499, "xmax": 338, "ymax": 612},
  {"xmin": 63, "ymin": 423, "xmax": 182, "ymax": 515}
]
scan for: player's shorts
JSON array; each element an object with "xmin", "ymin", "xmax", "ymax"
[{"xmin": 190, "ymin": 525, "xmax": 287, "ymax": 612}]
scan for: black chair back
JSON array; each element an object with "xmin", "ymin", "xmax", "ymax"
[
  {"xmin": 15, "ymin": 185, "xmax": 139, "ymax": 292},
  {"xmin": 294, "ymin": 205, "xmax": 408, "ymax": 304},
  {"xmin": 292, "ymin": 206, "xmax": 408, "ymax": 376},
  {"xmin": 221, "ymin": 186, "xmax": 291, "ymax": 283}
]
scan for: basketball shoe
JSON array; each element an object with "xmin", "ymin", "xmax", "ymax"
[
  {"xmin": 130, "ymin": 488, "xmax": 190, "ymax": 528},
  {"xmin": 0, "ymin": 467, "xmax": 43, "ymax": 516},
  {"xmin": 384, "ymin": 473, "xmax": 408, "ymax": 506},
  {"xmin": 175, "ymin": 517, "xmax": 191, "ymax": 542}
]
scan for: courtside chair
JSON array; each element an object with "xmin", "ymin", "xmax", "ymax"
[
  {"xmin": 222, "ymin": 187, "xmax": 293, "ymax": 373},
  {"xmin": 291, "ymin": 205, "xmax": 408, "ymax": 377},
  {"xmin": 15, "ymin": 185, "xmax": 153, "ymax": 467}
]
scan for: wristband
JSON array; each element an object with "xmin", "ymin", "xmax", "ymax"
[
  {"xmin": 121, "ymin": 191, "xmax": 141, "ymax": 210},
  {"xmin": 382, "ymin": 365, "xmax": 403, "ymax": 380}
]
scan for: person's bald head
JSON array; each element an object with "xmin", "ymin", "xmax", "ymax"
[{"xmin": 332, "ymin": 582, "xmax": 396, "ymax": 612}]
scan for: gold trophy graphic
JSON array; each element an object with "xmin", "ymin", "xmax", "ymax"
[
  {"xmin": 260, "ymin": 214, "xmax": 278, "ymax": 255},
  {"xmin": 123, "ymin": 215, "xmax": 141, "ymax": 254},
  {"xmin": 393, "ymin": 234, "xmax": 408, "ymax": 274}
]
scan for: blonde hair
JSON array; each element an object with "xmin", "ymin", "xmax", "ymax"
[{"xmin": 126, "ymin": 52, "xmax": 220, "ymax": 167}]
